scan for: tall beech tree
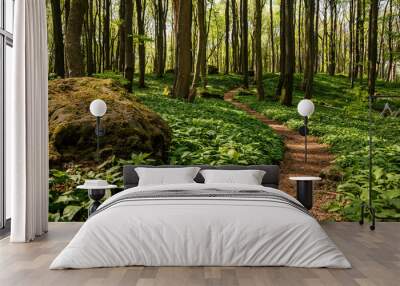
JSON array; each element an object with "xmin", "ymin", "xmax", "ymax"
[
  {"xmin": 302, "ymin": 0, "xmax": 315, "ymax": 98},
  {"xmin": 225, "ymin": 0, "xmax": 230, "ymax": 74},
  {"xmin": 241, "ymin": 0, "xmax": 249, "ymax": 88},
  {"xmin": 269, "ymin": 0, "xmax": 275, "ymax": 73},
  {"xmin": 280, "ymin": 0, "xmax": 295, "ymax": 106},
  {"xmin": 103, "ymin": 0, "xmax": 111, "ymax": 70},
  {"xmin": 65, "ymin": 0, "xmax": 88, "ymax": 77},
  {"xmin": 173, "ymin": 0, "xmax": 192, "ymax": 100},
  {"xmin": 50, "ymin": 0, "xmax": 65, "ymax": 77},
  {"xmin": 231, "ymin": 0, "xmax": 239, "ymax": 73},
  {"xmin": 124, "ymin": 0, "xmax": 134, "ymax": 90},
  {"xmin": 275, "ymin": 0, "xmax": 286, "ymax": 97},
  {"xmin": 254, "ymin": 0, "xmax": 264, "ymax": 100},
  {"xmin": 328, "ymin": 0, "xmax": 336, "ymax": 76},
  {"xmin": 136, "ymin": 0, "xmax": 146, "ymax": 87},
  {"xmin": 189, "ymin": 0, "xmax": 206, "ymax": 102},
  {"xmin": 154, "ymin": 0, "xmax": 168, "ymax": 77},
  {"xmin": 87, "ymin": 0, "xmax": 95, "ymax": 75},
  {"xmin": 118, "ymin": 0, "xmax": 126, "ymax": 73},
  {"xmin": 367, "ymin": 0, "xmax": 378, "ymax": 97}
]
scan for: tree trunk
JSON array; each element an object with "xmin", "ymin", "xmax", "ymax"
[
  {"xmin": 269, "ymin": 0, "xmax": 275, "ymax": 73},
  {"xmin": 224, "ymin": 0, "xmax": 230, "ymax": 74},
  {"xmin": 349, "ymin": 0, "xmax": 354, "ymax": 85},
  {"xmin": 327, "ymin": 0, "xmax": 336, "ymax": 76},
  {"xmin": 297, "ymin": 0, "xmax": 303, "ymax": 72},
  {"xmin": 354, "ymin": 0, "xmax": 362, "ymax": 79},
  {"xmin": 280, "ymin": 0, "xmax": 295, "ymax": 106},
  {"xmin": 386, "ymin": 0, "xmax": 393, "ymax": 82},
  {"xmin": 322, "ymin": 0, "xmax": 327, "ymax": 72},
  {"xmin": 65, "ymin": 0, "xmax": 88, "ymax": 77},
  {"xmin": 125, "ymin": 0, "xmax": 134, "ymax": 91},
  {"xmin": 173, "ymin": 0, "xmax": 192, "ymax": 99},
  {"xmin": 154, "ymin": 0, "xmax": 167, "ymax": 77},
  {"xmin": 103, "ymin": 0, "xmax": 111, "ymax": 70},
  {"xmin": 136, "ymin": 0, "xmax": 146, "ymax": 87},
  {"xmin": 378, "ymin": 0, "xmax": 389, "ymax": 79},
  {"xmin": 119, "ymin": 0, "xmax": 126, "ymax": 73},
  {"xmin": 241, "ymin": 0, "xmax": 249, "ymax": 88},
  {"xmin": 275, "ymin": 0, "xmax": 286, "ymax": 97},
  {"xmin": 314, "ymin": 0, "xmax": 319, "ymax": 72},
  {"xmin": 231, "ymin": 0, "xmax": 239, "ymax": 73},
  {"xmin": 87, "ymin": 0, "xmax": 95, "ymax": 75},
  {"xmin": 50, "ymin": 0, "xmax": 65, "ymax": 77},
  {"xmin": 189, "ymin": 0, "xmax": 206, "ymax": 102},
  {"xmin": 303, "ymin": 0, "xmax": 315, "ymax": 98},
  {"xmin": 255, "ymin": 0, "xmax": 264, "ymax": 100},
  {"xmin": 367, "ymin": 0, "xmax": 378, "ymax": 96}
]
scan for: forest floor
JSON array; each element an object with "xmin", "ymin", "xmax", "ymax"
[{"xmin": 224, "ymin": 88, "xmax": 340, "ymax": 221}]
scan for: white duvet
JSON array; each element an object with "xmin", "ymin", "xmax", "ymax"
[{"xmin": 50, "ymin": 183, "xmax": 351, "ymax": 269}]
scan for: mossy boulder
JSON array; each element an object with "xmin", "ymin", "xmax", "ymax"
[{"xmin": 48, "ymin": 77, "xmax": 171, "ymax": 167}]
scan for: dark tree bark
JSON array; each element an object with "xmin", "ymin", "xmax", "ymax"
[
  {"xmin": 359, "ymin": 0, "xmax": 365, "ymax": 81},
  {"xmin": 354, "ymin": 0, "xmax": 362, "ymax": 79},
  {"xmin": 297, "ymin": 0, "xmax": 303, "ymax": 72},
  {"xmin": 50, "ymin": 0, "xmax": 65, "ymax": 77},
  {"xmin": 303, "ymin": 0, "xmax": 315, "ymax": 98},
  {"xmin": 103, "ymin": 0, "xmax": 111, "ymax": 70},
  {"xmin": 327, "ymin": 0, "xmax": 336, "ymax": 76},
  {"xmin": 378, "ymin": 0, "xmax": 389, "ymax": 79},
  {"xmin": 367, "ymin": 0, "xmax": 378, "ymax": 96},
  {"xmin": 231, "ymin": 0, "xmax": 239, "ymax": 73},
  {"xmin": 136, "ymin": 0, "xmax": 146, "ymax": 87},
  {"xmin": 275, "ymin": 0, "xmax": 286, "ymax": 97},
  {"xmin": 349, "ymin": 0, "xmax": 354, "ymax": 85},
  {"xmin": 224, "ymin": 0, "xmax": 230, "ymax": 74},
  {"xmin": 65, "ymin": 0, "xmax": 88, "ymax": 77},
  {"xmin": 173, "ymin": 0, "xmax": 192, "ymax": 100},
  {"xmin": 269, "ymin": 0, "xmax": 275, "ymax": 73},
  {"xmin": 241, "ymin": 0, "xmax": 249, "ymax": 88},
  {"xmin": 87, "ymin": 0, "xmax": 95, "ymax": 75},
  {"xmin": 386, "ymin": 0, "xmax": 393, "ymax": 81},
  {"xmin": 189, "ymin": 0, "xmax": 206, "ymax": 102},
  {"xmin": 119, "ymin": 0, "xmax": 126, "ymax": 73},
  {"xmin": 125, "ymin": 0, "xmax": 134, "ymax": 91},
  {"xmin": 280, "ymin": 0, "xmax": 295, "ymax": 106},
  {"xmin": 154, "ymin": 0, "xmax": 168, "ymax": 77},
  {"xmin": 255, "ymin": 0, "xmax": 264, "ymax": 100},
  {"xmin": 314, "ymin": 0, "xmax": 319, "ymax": 72}
]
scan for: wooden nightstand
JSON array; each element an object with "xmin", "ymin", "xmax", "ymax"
[{"xmin": 289, "ymin": 176, "xmax": 321, "ymax": 210}]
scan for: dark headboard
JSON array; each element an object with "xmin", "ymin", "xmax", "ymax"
[{"xmin": 123, "ymin": 165, "xmax": 280, "ymax": 190}]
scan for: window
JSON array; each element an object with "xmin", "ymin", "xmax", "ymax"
[{"xmin": 0, "ymin": 0, "xmax": 14, "ymax": 232}]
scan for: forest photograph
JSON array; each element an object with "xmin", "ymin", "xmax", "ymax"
[{"xmin": 45, "ymin": 0, "xmax": 400, "ymax": 222}]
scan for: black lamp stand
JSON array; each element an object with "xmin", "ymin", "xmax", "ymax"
[
  {"xmin": 95, "ymin": 116, "xmax": 105, "ymax": 162},
  {"xmin": 299, "ymin": 116, "xmax": 309, "ymax": 163}
]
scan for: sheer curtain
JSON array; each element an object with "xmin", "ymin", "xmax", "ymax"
[{"xmin": 7, "ymin": 0, "xmax": 48, "ymax": 242}]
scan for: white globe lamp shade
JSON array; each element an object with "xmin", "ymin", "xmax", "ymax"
[
  {"xmin": 297, "ymin": 99, "xmax": 315, "ymax": 117},
  {"xmin": 90, "ymin": 99, "xmax": 107, "ymax": 117}
]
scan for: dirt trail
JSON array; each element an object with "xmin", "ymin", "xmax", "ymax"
[{"xmin": 224, "ymin": 88, "xmax": 339, "ymax": 221}]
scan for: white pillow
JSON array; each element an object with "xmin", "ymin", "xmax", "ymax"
[
  {"xmin": 200, "ymin": 169, "xmax": 266, "ymax": 185},
  {"xmin": 135, "ymin": 167, "xmax": 201, "ymax": 186}
]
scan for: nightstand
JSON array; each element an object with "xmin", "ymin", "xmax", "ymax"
[
  {"xmin": 289, "ymin": 176, "xmax": 321, "ymax": 210},
  {"xmin": 77, "ymin": 181, "xmax": 117, "ymax": 215}
]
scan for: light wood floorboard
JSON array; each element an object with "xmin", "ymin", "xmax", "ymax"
[{"xmin": 0, "ymin": 222, "xmax": 399, "ymax": 286}]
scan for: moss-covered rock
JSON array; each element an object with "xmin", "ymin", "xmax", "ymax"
[{"xmin": 48, "ymin": 77, "xmax": 171, "ymax": 167}]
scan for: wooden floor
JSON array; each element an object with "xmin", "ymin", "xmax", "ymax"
[{"xmin": 0, "ymin": 222, "xmax": 399, "ymax": 286}]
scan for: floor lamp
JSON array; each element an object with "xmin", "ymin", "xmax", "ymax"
[
  {"xmin": 90, "ymin": 99, "xmax": 107, "ymax": 162},
  {"xmin": 297, "ymin": 99, "xmax": 315, "ymax": 163}
]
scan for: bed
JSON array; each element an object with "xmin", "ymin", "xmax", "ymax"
[{"xmin": 50, "ymin": 165, "xmax": 351, "ymax": 269}]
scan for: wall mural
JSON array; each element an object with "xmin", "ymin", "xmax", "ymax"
[{"xmin": 47, "ymin": 0, "xmax": 400, "ymax": 222}]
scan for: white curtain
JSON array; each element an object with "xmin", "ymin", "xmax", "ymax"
[{"xmin": 7, "ymin": 0, "xmax": 49, "ymax": 242}]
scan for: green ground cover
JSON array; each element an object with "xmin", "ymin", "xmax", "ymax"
[
  {"xmin": 236, "ymin": 73, "xmax": 400, "ymax": 221},
  {"xmin": 49, "ymin": 73, "xmax": 284, "ymax": 221}
]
